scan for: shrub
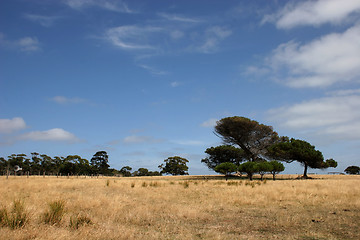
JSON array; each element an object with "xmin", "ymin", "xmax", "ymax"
[
  {"xmin": 69, "ymin": 214, "xmax": 92, "ymax": 229},
  {"xmin": 0, "ymin": 200, "xmax": 28, "ymax": 229},
  {"xmin": 42, "ymin": 200, "xmax": 66, "ymax": 225}
]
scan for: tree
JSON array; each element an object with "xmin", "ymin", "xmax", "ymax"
[
  {"xmin": 214, "ymin": 162, "xmax": 238, "ymax": 180},
  {"xmin": 202, "ymin": 145, "xmax": 245, "ymax": 170},
  {"xmin": 238, "ymin": 161, "xmax": 258, "ymax": 180},
  {"xmin": 119, "ymin": 166, "xmax": 132, "ymax": 177},
  {"xmin": 158, "ymin": 156, "xmax": 189, "ymax": 175},
  {"xmin": 268, "ymin": 160, "xmax": 285, "ymax": 180},
  {"xmin": 90, "ymin": 151, "xmax": 110, "ymax": 175},
  {"xmin": 257, "ymin": 161, "xmax": 273, "ymax": 181},
  {"xmin": 214, "ymin": 116, "xmax": 282, "ymax": 162},
  {"xmin": 268, "ymin": 138, "xmax": 337, "ymax": 178},
  {"xmin": 0, "ymin": 157, "xmax": 8, "ymax": 175},
  {"xmin": 344, "ymin": 166, "xmax": 360, "ymax": 175}
]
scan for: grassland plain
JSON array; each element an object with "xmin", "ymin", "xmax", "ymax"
[{"xmin": 0, "ymin": 175, "xmax": 359, "ymax": 240}]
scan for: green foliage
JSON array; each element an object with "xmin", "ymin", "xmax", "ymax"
[
  {"xmin": 214, "ymin": 162, "xmax": 238, "ymax": 178},
  {"xmin": 344, "ymin": 166, "xmax": 360, "ymax": 175},
  {"xmin": 69, "ymin": 214, "xmax": 92, "ymax": 229},
  {"xmin": 119, "ymin": 166, "xmax": 132, "ymax": 177},
  {"xmin": 158, "ymin": 156, "xmax": 189, "ymax": 175},
  {"xmin": 324, "ymin": 158, "xmax": 338, "ymax": 168},
  {"xmin": 0, "ymin": 200, "xmax": 28, "ymax": 229},
  {"xmin": 214, "ymin": 116, "xmax": 282, "ymax": 162},
  {"xmin": 269, "ymin": 138, "xmax": 334, "ymax": 178},
  {"xmin": 269, "ymin": 160, "xmax": 285, "ymax": 180},
  {"xmin": 238, "ymin": 162, "xmax": 259, "ymax": 180},
  {"xmin": 257, "ymin": 161, "xmax": 273, "ymax": 181},
  {"xmin": 90, "ymin": 151, "xmax": 110, "ymax": 175},
  {"xmin": 202, "ymin": 145, "xmax": 245, "ymax": 170},
  {"xmin": 42, "ymin": 200, "xmax": 66, "ymax": 225}
]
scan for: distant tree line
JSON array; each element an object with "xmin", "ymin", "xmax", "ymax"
[{"xmin": 0, "ymin": 151, "xmax": 162, "ymax": 177}]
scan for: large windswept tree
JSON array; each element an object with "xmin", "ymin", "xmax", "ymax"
[
  {"xmin": 268, "ymin": 138, "xmax": 337, "ymax": 178},
  {"xmin": 214, "ymin": 116, "xmax": 283, "ymax": 162}
]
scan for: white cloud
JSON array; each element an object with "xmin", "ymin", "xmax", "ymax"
[
  {"xmin": 64, "ymin": 0, "xmax": 133, "ymax": 13},
  {"xmin": 171, "ymin": 140, "xmax": 205, "ymax": 146},
  {"xmin": 123, "ymin": 135, "xmax": 164, "ymax": 144},
  {"xmin": 264, "ymin": 24, "xmax": 360, "ymax": 88},
  {"xmin": 170, "ymin": 81, "xmax": 180, "ymax": 87},
  {"xmin": 267, "ymin": 91, "xmax": 360, "ymax": 141},
  {"xmin": 158, "ymin": 13, "xmax": 201, "ymax": 23},
  {"xmin": 0, "ymin": 117, "xmax": 27, "ymax": 134},
  {"xmin": 19, "ymin": 128, "xmax": 80, "ymax": 142},
  {"xmin": 201, "ymin": 118, "xmax": 218, "ymax": 128},
  {"xmin": 105, "ymin": 25, "xmax": 162, "ymax": 50},
  {"xmin": 0, "ymin": 34, "xmax": 40, "ymax": 52},
  {"xmin": 170, "ymin": 30, "xmax": 184, "ymax": 40},
  {"xmin": 24, "ymin": 14, "xmax": 61, "ymax": 27},
  {"xmin": 138, "ymin": 64, "xmax": 168, "ymax": 75},
  {"xmin": 198, "ymin": 26, "xmax": 232, "ymax": 53},
  {"xmin": 263, "ymin": 0, "xmax": 360, "ymax": 29},
  {"xmin": 51, "ymin": 96, "xmax": 86, "ymax": 104}
]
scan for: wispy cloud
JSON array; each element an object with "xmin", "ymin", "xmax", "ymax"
[
  {"xmin": 24, "ymin": 14, "xmax": 61, "ymax": 27},
  {"xmin": 0, "ymin": 34, "xmax": 41, "ymax": 52},
  {"xmin": 17, "ymin": 37, "xmax": 40, "ymax": 52},
  {"xmin": 51, "ymin": 96, "xmax": 86, "ymax": 104},
  {"xmin": 105, "ymin": 25, "xmax": 163, "ymax": 50},
  {"xmin": 138, "ymin": 64, "xmax": 168, "ymax": 75},
  {"xmin": 0, "ymin": 117, "xmax": 27, "ymax": 134},
  {"xmin": 19, "ymin": 128, "xmax": 80, "ymax": 143},
  {"xmin": 263, "ymin": 0, "xmax": 360, "ymax": 29},
  {"xmin": 197, "ymin": 26, "xmax": 232, "ymax": 53},
  {"xmin": 171, "ymin": 140, "xmax": 206, "ymax": 146},
  {"xmin": 64, "ymin": 0, "xmax": 133, "ymax": 13},
  {"xmin": 200, "ymin": 118, "xmax": 218, "ymax": 128},
  {"xmin": 158, "ymin": 13, "xmax": 201, "ymax": 23},
  {"xmin": 247, "ymin": 24, "xmax": 360, "ymax": 88},
  {"xmin": 123, "ymin": 135, "xmax": 164, "ymax": 144},
  {"xmin": 267, "ymin": 90, "xmax": 360, "ymax": 142}
]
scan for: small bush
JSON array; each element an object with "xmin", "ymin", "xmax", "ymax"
[
  {"xmin": 42, "ymin": 200, "xmax": 66, "ymax": 225},
  {"xmin": 142, "ymin": 182, "xmax": 147, "ymax": 187},
  {"xmin": 149, "ymin": 181, "xmax": 160, "ymax": 187},
  {"xmin": 69, "ymin": 214, "xmax": 92, "ymax": 229},
  {"xmin": 131, "ymin": 182, "xmax": 135, "ymax": 188},
  {"xmin": 0, "ymin": 200, "xmax": 29, "ymax": 229},
  {"xmin": 106, "ymin": 180, "xmax": 110, "ymax": 187},
  {"xmin": 183, "ymin": 181, "xmax": 189, "ymax": 188}
]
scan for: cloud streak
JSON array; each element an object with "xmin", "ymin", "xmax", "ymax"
[
  {"xmin": 64, "ymin": 0, "xmax": 133, "ymax": 13},
  {"xmin": 51, "ymin": 96, "xmax": 86, "ymax": 104}
]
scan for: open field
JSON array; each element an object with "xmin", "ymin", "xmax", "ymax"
[{"xmin": 1, "ymin": 174, "xmax": 359, "ymax": 240}]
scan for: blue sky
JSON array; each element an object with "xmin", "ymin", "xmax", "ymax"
[{"xmin": 1, "ymin": 0, "xmax": 360, "ymax": 175}]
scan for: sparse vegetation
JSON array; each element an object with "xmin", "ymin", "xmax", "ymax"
[
  {"xmin": 0, "ymin": 200, "xmax": 28, "ymax": 229},
  {"xmin": 0, "ymin": 175, "xmax": 359, "ymax": 239},
  {"xmin": 42, "ymin": 200, "xmax": 66, "ymax": 225}
]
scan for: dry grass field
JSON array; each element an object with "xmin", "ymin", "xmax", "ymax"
[{"xmin": 1, "ymin": 174, "xmax": 359, "ymax": 240}]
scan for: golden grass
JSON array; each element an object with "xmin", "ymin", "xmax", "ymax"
[{"xmin": 0, "ymin": 174, "xmax": 359, "ymax": 240}]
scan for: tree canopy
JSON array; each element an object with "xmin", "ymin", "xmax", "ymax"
[
  {"xmin": 214, "ymin": 162, "xmax": 238, "ymax": 180},
  {"xmin": 201, "ymin": 145, "xmax": 245, "ymax": 170},
  {"xmin": 344, "ymin": 166, "xmax": 360, "ymax": 175},
  {"xmin": 158, "ymin": 156, "xmax": 189, "ymax": 175},
  {"xmin": 268, "ymin": 138, "xmax": 337, "ymax": 178},
  {"xmin": 214, "ymin": 116, "xmax": 282, "ymax": 162}
]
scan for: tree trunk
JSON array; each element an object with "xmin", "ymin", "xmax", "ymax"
[
  {"xmin": 260, "ymin": 174, "xmax": 264, "ymax": 181},
  {"xmin": 303, "ymin": 164, "xmax": 308, "ymax": 178},
  {"xmin": 249, "ymin": 173, "xmax": 253, "ymax": 181},
  {"xmin": 272, "ymin": 173, "xmax": 276, "ymax": 181}
]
